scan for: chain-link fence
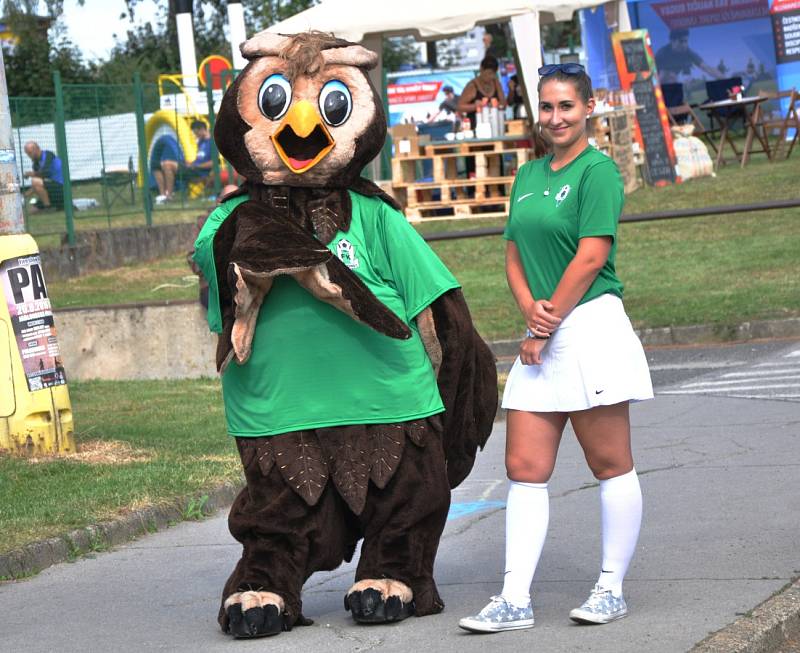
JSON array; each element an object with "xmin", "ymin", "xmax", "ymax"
[
  {"xmin": 11, "ymin": 69, "xmax": 235, "ymax": 249},
  {"xmin": 10, "ymin": 66, "xmax": 391, "ymax": 251}
]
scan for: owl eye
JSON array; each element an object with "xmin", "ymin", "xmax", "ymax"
[
  {"xmin": 319, "ymin": 80, "xmax": 352, "ymax": 127},
  {"xmin": 258, "ymin": 74, "xmax": 292, "ymax": 120}
]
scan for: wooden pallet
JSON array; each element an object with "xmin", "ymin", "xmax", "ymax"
[
  {"xmin": 391, "ymin": 147, "xmax": 531, "ymax": 186},
  {"xmin": 398, "ymin": 176, "xmax": 514, "ymax": 207},
  {"xmin": 423, "ymin": 139, "xmax": 530, "ymax": 156},
  {"xmin": 405, "ymin": 198, "xmax": 510, "ymax": 221}
]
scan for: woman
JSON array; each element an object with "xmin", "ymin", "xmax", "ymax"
[
  {"xmin": 457, "ymin": 55, "xmax": 506, "ymax": 132},
  {"xmin": 459, "ymin": 63, "xmax": 653, "ymax": 633}
]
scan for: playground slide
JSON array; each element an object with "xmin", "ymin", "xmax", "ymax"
[{"xmin": 141, "ymin": 109, "xmax": 206, "ymax": 199}]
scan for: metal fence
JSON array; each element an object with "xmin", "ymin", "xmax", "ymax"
[{"xmin": 11, "ymin": 70, "xmax": 235, "ymax": 248}]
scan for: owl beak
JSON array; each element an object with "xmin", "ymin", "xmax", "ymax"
[{"xmin": 271, "ymin": 100, "xmax": 334, "ymax": 173}]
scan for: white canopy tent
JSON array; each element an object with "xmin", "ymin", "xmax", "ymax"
[{"xmin": 266, "ymin": 0, "xmax": 632, "ymax": 121}]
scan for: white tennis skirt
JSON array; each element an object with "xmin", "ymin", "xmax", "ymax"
[{"xmin": 502, "ymin": 293, "xmax": 654, "ymax": 413}]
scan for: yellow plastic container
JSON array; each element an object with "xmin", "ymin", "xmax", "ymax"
[{"xmin": 0, "ymin": 233, "xmax": 75, "ymax": 455}]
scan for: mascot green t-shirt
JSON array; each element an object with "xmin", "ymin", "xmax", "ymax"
[{"xmin": 196, "ymin": 191, "xmax": 460, "ymax": 436}]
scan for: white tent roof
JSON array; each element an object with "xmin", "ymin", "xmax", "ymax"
[{"xmin": 266, "ymin": 0, "xmax": 607, "ymax": 41}]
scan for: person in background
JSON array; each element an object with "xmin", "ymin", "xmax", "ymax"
[
  {"xmin": 460, "ymin": 63, "xmax": 652, "ymax": 633},
  {"xmin": 506, "ymin": 74, "xmax": 526, "ymax": 119},
  {"xmin": 187, "ymin": 184, "xmax": 239, "ymax": 310},
  {"xmin": 458, "ymin": 55, "xmax": 506, "ymax": 132},
  {"xmin": 23, "ymin": 141, "xmax": 64, "ymax": 211},
  {"xmin": 655, "ymin": 29, "xmax": 720, "ymax": 84},
  {"xmin": 187, "ymin": 120, "xmax": 214, "ymax": 177},
  {"xmin": 150, "ymin": 134, "xmax": 182, "ymax": 203},
  {"xmin": 458, "ymin": 55, "xmax": 507, "ymax": 189},
  {"xmin": 482, "ymin": 30, "xmax": 500, "ymax": 58},
  {"xmin": 428, "ymin": 85, "xmax": 461, "ymax": 127}
]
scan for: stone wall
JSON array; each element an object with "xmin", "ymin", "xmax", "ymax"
[
  {"xmin": 40, "ymin": 222, "xmax": 200, "ymax": 278},
  {"xmin": 54, "ymin": 301, "xmax": 217, "ymax": 380}
]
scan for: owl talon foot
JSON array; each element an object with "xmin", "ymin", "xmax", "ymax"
[
  {"xmin": 345, "ymin": 580, "xmax": 415, "ymax": 624},
  {"xmin": 223, "ymin": 591, "xmax": 285, "ymax": 638}
]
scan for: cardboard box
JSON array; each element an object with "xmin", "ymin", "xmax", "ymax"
[
  {"xmin": 391, "ymin": 125, "xmax": 430, "ymax": 158},
  {"xmin": 505, "ymin": 119, "xmax": 528, "ymax": 136}
]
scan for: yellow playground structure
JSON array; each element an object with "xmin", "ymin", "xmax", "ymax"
[{"xmin": 140, "ymin": 55, "xmax": 233, "ymax": 198}]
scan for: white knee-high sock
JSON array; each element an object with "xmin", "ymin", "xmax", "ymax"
[
  {"xmin": 597, "ymin": 468, "xmax": 642, "ymax": 597},
  {"xmin": 500, "ymin": 481, "xmax": 549, "ymax": 608}
]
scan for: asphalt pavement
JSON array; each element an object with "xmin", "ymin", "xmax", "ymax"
[{"xmin": 1, "ymin": 339, "xmax": 799, "ymax": 652}]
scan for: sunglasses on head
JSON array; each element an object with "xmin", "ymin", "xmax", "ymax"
[{"xmin": 538, "ymin": 63, "xmax": 586, "ymax": 76}]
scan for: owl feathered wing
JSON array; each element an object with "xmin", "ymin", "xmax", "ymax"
[{"xmin": 212, "ymin": 198, "xmax": 411, "ymax": 371}]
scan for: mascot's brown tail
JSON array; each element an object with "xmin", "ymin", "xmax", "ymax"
[{"xmin": 430, "ymin": 289, "xmax": 498, "ymax": 488}]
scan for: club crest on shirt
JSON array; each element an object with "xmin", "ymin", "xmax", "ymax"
[
  {"xmin": 555, "ymin": 184, "xmax": 571, "ymax": 207},
  {"xmin": 336, "ymin": 238, "xmax": 360, "ymax": 270}
]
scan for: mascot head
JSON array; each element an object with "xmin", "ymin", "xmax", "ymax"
[{"xmin": 215, "ymin": 31, "xmax": 387, "ymax": 189}]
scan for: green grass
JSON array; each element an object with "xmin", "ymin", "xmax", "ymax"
[
  {"xmin": 3, "ymin": 156, "xmax": 798, "ymax": 566},
  {"xmin": 44, "ymin": 156, "xmax": 800, "ymax": 336},
  {"xmin": 425, "ymin": 155, "xmax": 800, "ymax": 339},
  {"xmin": 0, "ymin": 379, "xmax": 240, "ymax": 557},
  {"xmin": 48, "ymin": 255, "xmax": 199, "ymax": 309},
  {"xmin": 25, "ymin": 178, "xmax": 216, "ymax": 250}
]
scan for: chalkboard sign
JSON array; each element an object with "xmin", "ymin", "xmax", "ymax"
[
  {"xmin": 631, "ymin": 78, "xmax": 676, "ymax": 184},
  {"xmin": 620, "ymin": 39, "xmax": 649, "ymax": 73},
  {"xmin": 612, "ymin": 30, "xmax": 679, "ymax": 186}
]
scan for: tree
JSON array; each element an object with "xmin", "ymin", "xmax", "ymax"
[
  {"xmin": 540, "ymin": 17, "xmax": 581, "ymax": 52},
  {"xmin": 92, "ymin": 0, "xmax": 319, "ymax": 84},
  {"xmin": 2, "ymin": 3, "xmax": 92, "ymax": 96},
  {"xmin": 122, "ymin": 0, "xmax": 319, "ymax": 34},
  {"xmin": 384, "ymin": 36, "xmax": 419, "ymax": 72}
]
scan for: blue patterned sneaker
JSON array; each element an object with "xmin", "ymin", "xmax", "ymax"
[
  {"xmin": 458, "ymin": 595, "xmax": 534, "ymax": 633},
  {"xmin": 569, "ymin": 585, "xmax": 628, "ymax": 624}
]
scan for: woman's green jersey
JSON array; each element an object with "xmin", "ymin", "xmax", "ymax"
[{"xmin": 503, "ymin": 145, "xmax": 625, "ymax": 305}]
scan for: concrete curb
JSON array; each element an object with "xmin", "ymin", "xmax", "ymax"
[
  {"xmin": 0, "ymin": 482, "xmax": 241, "ymax": 580},
  {"xmin": 488, "ymin": 316, "xmax": 800, "ymax": 359},
  {"xmin": 691, "ymin": 577, "xmax": 800, "ymax": 653}
]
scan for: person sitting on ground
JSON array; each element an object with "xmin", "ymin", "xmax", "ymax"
[
  {"xmin": 150, "ymin": 134, "xmax": 183, "ymax": 203},
  {"xmin": 23, "ymin": 141, "xmax": 64, "ymax": 211},
  {"xmin": 183, "ymin": 120, "xmax": 214, "ymax": 187}
]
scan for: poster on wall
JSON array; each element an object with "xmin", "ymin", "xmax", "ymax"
[
  {"xmin": 612, "ymin": 30, "xmax": 679, "ymax": 186},
  {"xmin": 633, "ymin": 0, "xmax": 778, "ymax": 105},
  {"xmin": 1, "ymin": 254, "xmax": 67, "ymax": 391},
  {"xmin": 770, "ymin": 0, "xmax": 800, "ymax": 64},
  {"xmin": 387, "ymin": 69, "xmax": 479, "ymax": 126}
]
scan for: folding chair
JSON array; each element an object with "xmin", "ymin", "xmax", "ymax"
[
  {"xmin": 101, "ymin": 156, "xmax": 136, "ymax": 210},
  {"xmin": 704, "ymin": 77, "xmax": 745, "ymax": 130},
  {"xmin": 753, "ymin": 88, "xmax": 799, "ymax": 160},
  {"xmin": 664, "ymin": 82, "xmax": 719, "ymax": 156},
  {"xmin": 661, "ymin": 83, "xmax": 685, "ymax": 110}
]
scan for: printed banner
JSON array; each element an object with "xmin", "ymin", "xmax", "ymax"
[
  {"xmin": 387, "ymin": 81, "xmax": 443, "ymax": 105},
  {"xmin": 1, "ymin": 254, "xmax": 67, "ymax": 391},
  {"xmin": 771, "ymin": 0, "xmax": 800, "ymax": 12},
  {"xmin": 635, "ymin": 0, "xmax": 778, "ymax": 107},
  {"xmin": 387, "ymin": 69, "xmax": 493, "ymax": 126},
  {"xmin": 651, "ymin": 0, "xmax": 769, "ymax": 29},
  {"xmin": 771, "ymin": 5, "xmax": 800, "ymax": 62}
]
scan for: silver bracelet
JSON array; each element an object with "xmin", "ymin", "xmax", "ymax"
[{"xmin": 526, "ymin": 327, "xmax": 550, "ymax": 340}]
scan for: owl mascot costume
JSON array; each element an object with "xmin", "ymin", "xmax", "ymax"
[{"xmin": 194, "ymin": 31, "xmax": 497, "ymax": 639}]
